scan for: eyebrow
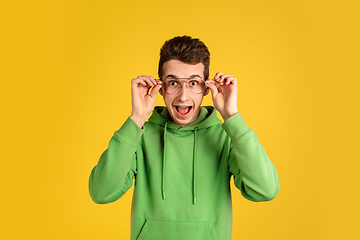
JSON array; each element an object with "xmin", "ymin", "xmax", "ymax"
[{"xmin": 164, "ymin": 74, "xmax": 202, "ymax": 79}]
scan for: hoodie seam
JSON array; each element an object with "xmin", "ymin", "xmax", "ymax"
[
  {"xmin": 229, "ymin": 128, "xmax": 252, "ymax": 143},
  {"xmin": 114, "ymin": 132, "xmax": 141, "ymax": 148}
]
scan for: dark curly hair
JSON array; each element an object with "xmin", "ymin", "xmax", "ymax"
[{"xmin": 158, "ymin": 36, "xmax": 210, "ymax": 80}]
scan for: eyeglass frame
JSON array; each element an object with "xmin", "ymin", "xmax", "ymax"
[{"xmin": 160, "ymin": 76, "xmax": 207, "ymax": 94}]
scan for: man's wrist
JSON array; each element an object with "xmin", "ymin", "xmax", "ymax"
[
  {"xmin": 221, "ymin": 110, "xmax": 239, "ymax": 122},
  {"xmin": 130, "ymin": 115, "xmax": 147, "ymax": 128}
]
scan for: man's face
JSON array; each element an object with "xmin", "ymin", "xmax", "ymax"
[{"xmin": 160, "ymin": 59, "xmax": 208, "ymax": 127}]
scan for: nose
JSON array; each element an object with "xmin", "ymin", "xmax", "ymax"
[{"xmin": 178, "ymin": 82, "xmax": 189, "ymax": 102}]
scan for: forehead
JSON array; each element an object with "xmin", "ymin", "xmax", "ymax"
[{"xmin": 162, "ymin": 59, "xmax": 205, "ymax": 78}]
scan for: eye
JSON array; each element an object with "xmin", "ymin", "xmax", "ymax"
[
  {"xmin": 189, "ymin": 80, "xmax": 198, "ymax": 86},
  {"xmin": 168, "ymin": 80, "xmax": 178, "ymax": 86}
]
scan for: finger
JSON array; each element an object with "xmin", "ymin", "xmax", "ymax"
[
  {"xmin": 132, "ymin": 78, "xmax": 146, "ymax": 87},
  {"xmin": 218, "ymin": 75, "xmax": 228, "ymax": 84},
  {"xmin": 139, "ymin": 75, "xmax": 156, "ymax": 84},
  {"xmin": 140, "ymin": 77, "xmax": 155, "ymax": 87},
  {"xmin": 206, "ymin": 79, "xmax": 221, "ymax": 88},
  {"xmin": 135, "ymin": 79, "xmax": 149, "ymax": 87},
  {"xmin": 214, "ymin": 72, "xmax": 225, "ymax": 80},
  {"xmin": 219, "ymin": 74, "xmax": 234, "ymax": 85},
  {"xmin": 225, "ymin": 76, "xmax": 235, "ymax": 85},
  {"xmin": 217, "ymin": 74, "xmax": 229, "ymax": 84},
  {"xmin": 227, "ymin": 77, "xmax": 237, "ymax": 86},
  {"xmin": 147, "ymin": 76, "xmax": 157, "ymax": 85},
  {"xmin": 135, "ymin": 76, "xmax": 157, "ymax": 86},
  {"xmin": 155, "ymin": 79, "xmax": 163, "ymax": 85},
  {"xmin": 205, "ymin": 81, "xmax": 219, "ymax": 96},
  {"xmin": 149, "ymin": 84, "xmax": 162, "ymax": 98},
  {"xmin": 218, "ymin": 75, "xmax": 225, "ymax": 84}
]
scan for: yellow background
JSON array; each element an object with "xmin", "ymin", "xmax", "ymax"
[{"xmin": 1, "ymin": 0, "xmax": 360, "ymax": 239}]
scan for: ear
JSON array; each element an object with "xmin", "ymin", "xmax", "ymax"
[
  {"xmin": 204, "ymin": 87, "xmax": 210, "ymax": 96},
  {"xmin": 159, "ymin": 87, "xmax": 164, "ymax": 96}
]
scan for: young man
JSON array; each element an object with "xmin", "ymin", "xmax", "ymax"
[{"xmin": 89, "ymin": 36, "xmax": 279, "ymax": 240}]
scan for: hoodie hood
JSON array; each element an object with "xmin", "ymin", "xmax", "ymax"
[{"xmin": 148, "ymin": 106, "xmax": 222, "ymax": 204}]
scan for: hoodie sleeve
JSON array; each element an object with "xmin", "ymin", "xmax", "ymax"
[
  {"xmin": 222, "ymin": 113, "xmax": 280, "ymax": 202},
  {"xmin": 89, "ymin": 117, "xmax": 144, "ymax": 204}
]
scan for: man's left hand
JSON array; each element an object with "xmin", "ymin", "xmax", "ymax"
[{"xmin": 206, "ymin": 72, "xmax": 239, "ymax": 121}]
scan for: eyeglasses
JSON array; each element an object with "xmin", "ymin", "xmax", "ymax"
[{"xmin": 162, "ymin": 76, "xmax": 206, "ymax": 94}]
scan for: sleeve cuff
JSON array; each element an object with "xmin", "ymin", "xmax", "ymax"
[
  {"xmin": 222, "ymin": 112, "xmax": 251, "ymax": 140},
  {"xmin": 114, "ymin": 117, "xmax": 144, "ymax": 147}
]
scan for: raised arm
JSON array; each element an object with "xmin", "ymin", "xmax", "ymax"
[
  {"xmin": 89, "ymin": 76, "xmax": 162, "ymax": 203},
  {"xmin": 207, "ymin": 73, "xmax": 279, "ymax": 201}
]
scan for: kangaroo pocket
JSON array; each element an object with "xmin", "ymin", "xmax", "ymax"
[{"xmin": 136, "ymin": 219, "xmax": 219, "ymax": 240}]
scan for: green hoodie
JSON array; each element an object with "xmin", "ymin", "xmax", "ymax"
[{"xmin": 89, "ymin": 106, "xmax": 279, "ymax": 240}]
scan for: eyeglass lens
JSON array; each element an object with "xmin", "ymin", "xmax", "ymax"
[{"xmin": 163, "ymin": 78, "xmax": 205, "ymax": 94}]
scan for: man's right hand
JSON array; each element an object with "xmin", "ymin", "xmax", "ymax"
[{"xmin": 130, "ymin": 75, "xmax": 162, "ymax": 128}]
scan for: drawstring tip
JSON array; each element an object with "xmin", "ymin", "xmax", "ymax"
[
  {"xmin": 193, "ymin": 196, "xmax": 197, "ymax": 204},
  {"xmin": 162, "ymin": 191, "xmax": 166, "ymax": 200}
]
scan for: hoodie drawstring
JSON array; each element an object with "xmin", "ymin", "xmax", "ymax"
[
  {"xmin": 161, "ymin": 123, "xmax": 198, "ymax": 205},
  {"xmin": 193, "ymin": 127, "xmax": 198, "ymax": 204},
  {"xmin": 162, "ymin": 121, "xmax": 168, "ymax": 200}
]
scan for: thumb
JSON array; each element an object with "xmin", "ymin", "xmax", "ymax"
[
  {"xmin": 149, "ymin": 84, "xmax": 162, "ymax": 99},
  {"xmin": 206, "ymin": 82, "xmax": 218, "ymax": 97}
]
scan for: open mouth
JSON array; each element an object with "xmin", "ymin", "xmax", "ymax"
[{"xmin": 175, "ymin": 106, "xmax": 192, "ymax": 117}]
